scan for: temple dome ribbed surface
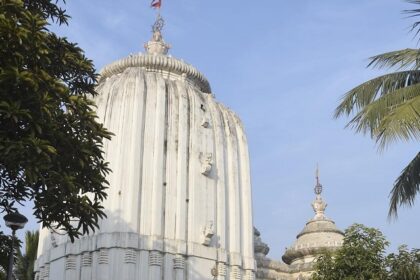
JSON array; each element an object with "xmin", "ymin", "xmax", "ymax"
[
  {"xmin": 99, "ymin": 53, "xmax": 211, "ymax": 93},
  {"xmin": 282, "ymin": 218, "xmax": 344, "ymax": 265}
]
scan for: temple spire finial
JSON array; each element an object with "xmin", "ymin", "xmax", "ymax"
[
  {"xmin": 312, "ymin": 164, "xmax": 327, "ymax": 219},
  {"xmin": 145, "ymin": 1, "xmax": 171, "ymax": 55},
  {"xmin": 314, "ymin": 164, "xmax": 323, "ymax": 196}
]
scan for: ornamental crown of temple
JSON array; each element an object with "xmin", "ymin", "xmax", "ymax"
[{"xmin": 144, "ymin": 14, "xmax": 171, "ymax": 55}]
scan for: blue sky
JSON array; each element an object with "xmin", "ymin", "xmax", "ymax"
[{"xmin": 3, "ymin": 0, "xmax": 420, "ymax": 260}]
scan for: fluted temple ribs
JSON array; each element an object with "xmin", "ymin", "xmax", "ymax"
[{"xmin": 36, "ymin": 53, "xmax": 255, "ymax": 279}]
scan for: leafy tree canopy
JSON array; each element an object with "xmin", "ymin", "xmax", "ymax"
[
  {"xmin": 387, "ymin": 245, "xmax": 420, "ymax": 280},
  {"xmin": 0, "ymin": 0, "xmax": 112, "ymax": 244},
  {"xmin": 0, "ymin": 231, "xmax": 13, "ymax": 278},
  {"xmin": 0, "ymin": 230, "xmax": 21, "ymax": 279},
  {"xmin": 312, "ymin": 224, "xmax": 420, "ymax": 280}
]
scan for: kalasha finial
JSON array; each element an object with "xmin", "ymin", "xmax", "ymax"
[
  {"xmin": 152, "ymin": 14, "xmax": 165, "ymax": 33},
  {"xmin": 314, "ymin": 164, "xmax": 323, "ymax": 195},
  {"xmin": 312, "ymin": 164, "xmax": 327, "ymax": 219},
  {"xmin": 145, "ymin": 1, "xmax": 170, "ymax": 55}
]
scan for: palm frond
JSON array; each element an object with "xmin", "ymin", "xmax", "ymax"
[
  {"xmin": 25, "ymin": 231, "xmax": 38, "ymax": 260},
  {"xmin": 337, "ymin": 0, "xmax": 420, "ymax": 218},
  {"xmin": 389, "ymin": 152, "xmax": 420, "ymax": 218},
  {"xmin": 404, "ymin": 1, "xmax": 420, "ymax": 38},
  {"xmin": 14, "ymin": 231, "xmax": 38, "ymax": 280},
  {"xmin": 345, "ymin": 84, "xmax": 420, "ymax": 144},
  {"xmin": 334, "ymin": 70, "xmax": 420, "ymax": 118},
  {"xmin": 376, "ymin": 95, "xmax": 420, "ymax": 148},
  {"xmin": 368, "ymin": 49, "xmax": 420, "ymax": 70}
]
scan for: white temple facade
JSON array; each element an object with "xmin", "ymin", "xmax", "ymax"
[{"xmin": 35, "ymin": 16, "xmax": 255, "ymax": 280}]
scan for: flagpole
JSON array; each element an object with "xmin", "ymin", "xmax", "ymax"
[{"xmin": 156, "ymin": 5, "xmax": 161, "ymax": 29}]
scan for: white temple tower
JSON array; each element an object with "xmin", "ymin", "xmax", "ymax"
[{"xmin": 35, "ymin": 16, "xmax": 255, "ymax": 280}]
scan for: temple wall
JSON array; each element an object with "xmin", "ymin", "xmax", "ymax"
[{"xmin": 35, "ymin": 58, "xmax": 255, "ymax": 280}]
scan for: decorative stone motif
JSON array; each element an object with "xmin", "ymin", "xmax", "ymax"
[
  {"xmin": 230, "ymin": 266, "xmax": 241, "ymax": 280},
  {"xmin": 211, "ymin": 265, "xmax": 218, "ymax": 277},
  {"xmin": 312, "ymin": 195, "xmax": 327, "ymax": 220},
  {"xmin": 173, "ymin": 255, "xmax": 185, "ymax": 269},
  {"xmin": 244, "ymin": 270, "xmax": 255, "ymax": 280},
  {"xmin": 217, "ymin": 263, "xmax": 226, "ymax": 276},
  {"xmin": 81, "ymin": 252, "xmax": 92, "ymax": 267},
  {"xmin": 98, "ymin": 249, "xmax": 109, "ymax": 265},
  {"xmin": 99, "ymin": 53, "xmax": 211, "ymax": 93},
  {"xmin": 200, "ymin": 153, "xmax": 213, "ymax": 176},
  {"xmin": 42, "ymin": 264, "xmax": 50, "ymax": 278},
  {"xmin": 124, "ymin": 249, "xmax": 137, "ymax": 264},
  {"xmin": 202, "ymin": 221, "xmax": 215, "ymax": 246},
  {"xmin": 49, "ymin": 229, "xmax": 57, "ymax": 248},
  {"xmin": 149, "ymin": 251, "xmax": 163, "ymax": 266},
  {"xmin": 65, "ymin": 256, "xmax": 76, "ymax": 270},
  {"xmin": 201, "ymin": 117, "xmax": 210, "ymax": 128}
]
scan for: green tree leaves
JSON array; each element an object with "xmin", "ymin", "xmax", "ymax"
[
  {"xmin": 387, "ymin": 245, "xmax": 420, "ymax": 280},
  {"xmin": 0, "ymin": 230, "xmax": 21, "ymax": 279},
  {"xmin": 0, "ymin": 0, "xmax": 112, "ymax": 241},
  {"xmin": 312, "ymin": 224, "xmax": 420, "ymax": 280},
  {"xmin": 389, "ymin": 152, "xmax": 420, "ymax": 216}
]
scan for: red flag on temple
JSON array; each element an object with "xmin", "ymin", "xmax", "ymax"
[{"xmin": 151, "ymin": 0, "xmax": 161, "ymax": 8}]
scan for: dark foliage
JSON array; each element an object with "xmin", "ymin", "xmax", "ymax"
[
  {"xmin": 0, "ymin": 0, "xmax": 112, "ymax": 242},
  {"xmin": 0, "ymin": 230, "xmax": 21, "ymax": 279}
]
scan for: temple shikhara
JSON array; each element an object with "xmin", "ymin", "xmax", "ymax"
[{"xmin": 35, "ymin": 11, "xmax": 343, "ymax": 280}]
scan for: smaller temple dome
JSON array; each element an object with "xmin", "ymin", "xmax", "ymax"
[{"xmin": 282, "ymin": 168, "xmax": 344, "ymax": 266}]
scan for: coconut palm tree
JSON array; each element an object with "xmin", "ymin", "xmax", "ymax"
[
  {"xmin": 335, "ymin": 1, "xmax": 420, "ymax": 217},
  {"xmin": 15, "ymin": 231, "xmax": 39, "ymax": 280}
]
